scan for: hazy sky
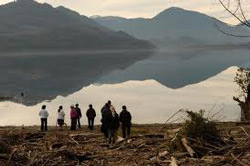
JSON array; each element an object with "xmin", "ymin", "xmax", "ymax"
[{"xmin": 0, "ymin": 0, "xmax": 250, "ymax": 24}]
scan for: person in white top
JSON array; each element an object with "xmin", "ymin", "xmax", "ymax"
[
  {"xmin": 39, "ymin": 105, "xmax": 49, "ymax": 131},
  {"xmin": 57, "ymin": 105, "xmax": 65, "ymax": 130}
]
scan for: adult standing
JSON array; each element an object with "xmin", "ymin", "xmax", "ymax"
[
  {"xmin": 75, "ymin": 104, "xmax": 82, "ymax": 129},
  {"xmin": 57, "ymin": 106, "xmax": 65, "ymax": 130},
  {"xmin": 101, "ymin": 103, "xmax": 110, "ymax": 139},
  {"xmin": 70, "ymin": 105, "xmax": 78, "ymax": 130},
  {"xmin": 106, "ymin": 100, "xmax": 119, "ymax": 144},
  {"xmin": 119, "ymin": 106, "xmax": 132, "ymax": 138},
  {"xmin": 106, "ymin": 107, "xmax": 119, "ymax": 144},
  {"xmin": 86, "ymin": 104, "xmax": 96, "ymax": 130},
  {"xmin": 39, "ymin": 105, "xmax": 49, "ymax": 131}
]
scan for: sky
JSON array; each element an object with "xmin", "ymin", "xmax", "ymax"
[{"xmin": 0, "ymin": 0, "xmax": 249, "ymax": 24}]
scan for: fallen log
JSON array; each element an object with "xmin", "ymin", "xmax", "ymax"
[{"xmin": 181, "ymin": 138, "xmax": 195, "ymax": 157}]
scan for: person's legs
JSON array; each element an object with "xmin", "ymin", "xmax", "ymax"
[
  {"xmin": 127, "ymin": 124, "xmax": 131, "ymax": 137},
  {"xmin": 44, "ymin": 118, "xmax": 48, "ymax": 131},
  {"xmin": 102, "ymin": 124, "xmax": 109, "ymax": 138},
  {"xmin": 105, "ymin": 129, "xmax": 109, "ymax": 138},
  {"xmin": 112, "ymin": 129, "xmax": 117, "ymax": 144},
  {"xmin": 108, "ymin": 129, "xmax": 112, "ymax": 144},
  {"xmin": 91, "ymin": 118, "xmax": 95, "ymax": 130},
  {"xmin": 72, "ymin": 118, "xmax": 76, "ymax": 130},
  {"xmin": 58, "ymin": 120, "xmax": 63, "ymax": 130},
  {"xmin": 74, "ymin": 118, "xmax": 77, "ymax": 130},
  {"xmin": 77, "ymin": 118, "xmax": 81, "ymax": 128},
  {"xmin": 108, "ymin": 129, "xmax": 116, "ymax": 144},
  {"xmin": 122, "ymin": 124, "xmax": 126, "ymax": 138},
  {"xmin": 88, "ymin": 118, "xmax": 91, "ymax": 129},
  {"xmin": 41, "ymin": 118, "xmax": 44, "ymax": 131},
  {"xmin": 70, "ymin": 118, "xmax": 74, "ymax": 130},
  {"xmin": 89, "ymin": 118, "xmax": 94, "ymax": 130}
]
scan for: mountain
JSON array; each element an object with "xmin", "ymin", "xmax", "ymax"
[
  {"xmin": 93, "ymin": 7, "xmax": 250, "ymax": 46},
  {"xmin": 0, "ymin": 0, "xmax": 154, "ymax": 52}
]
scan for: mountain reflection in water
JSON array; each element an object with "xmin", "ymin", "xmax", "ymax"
[
  {"xmin": 0, "ymin": 50, "xmax": 153, "ymax": 105},
  {"xmin": 0, "ymin": 66, "xmax": 241, "ymax": 125}
]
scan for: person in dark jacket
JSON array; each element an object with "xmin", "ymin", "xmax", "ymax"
[
  {"xmin": 75, "ymin": 104, "xmax": 82, "ymax": 129},
  {"xmin": 86, "ymin": 104, "xmax": 96, "ymax": 130},
  {"xmin": 119, "ymin": 106, "xmax": 132, "ymax": 138},
  {"xmin": 101, "ymin": 103, "xmax": 110, "ymax": 139},
  {"xmin": 106, "ymin": 108, "xmax": 119, "ymax": 144}
]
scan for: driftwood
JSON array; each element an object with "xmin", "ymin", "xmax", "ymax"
[
  {"xmin": 230, "ymin": 153, "xmax": 248, "ymax": 166},
  {"xmin": 170, "ymin": 156, "xmax": 178, "ymax": 166},
  {"xmin": 181, "ymin": 138, "xmax": 195, "ymax": 157},
  {"xmin": 0, "ymin": 124, "xmax": 250, "ymax": 165},
  {"xmin": 7, "ymin": 148, "xmax": 17, "ymax": 165}
]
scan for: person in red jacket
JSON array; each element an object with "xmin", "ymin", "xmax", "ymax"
[{"xmin": 70, "ymin": 105, "xmax": 78, "ymax": 130}]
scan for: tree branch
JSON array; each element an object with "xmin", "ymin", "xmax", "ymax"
[
  {"xmin": 238, "ymin": 0, "xmax": 250, "ymax": 26},
  {"xmin": 219, "ymin": 0, "xmax": 250, "ymax": 27}
]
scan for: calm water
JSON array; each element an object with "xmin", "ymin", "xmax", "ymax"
[{"xmin": 0, "ymin": 48, "xmax": 249, "ymax": 125}]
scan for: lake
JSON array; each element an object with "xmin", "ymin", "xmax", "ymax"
[{"xmin": 0, "ymin": 48, "xmax": 249, "ymax": 125}]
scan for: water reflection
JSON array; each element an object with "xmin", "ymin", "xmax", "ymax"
[
  {"xmin": 0, "ymin": 67, "xmax": 241, "ymax": 125},
  {"xmin": 97, "ymin": 48, "xmax": 250, "ymax": 88},
  {"xmin": 0, "ymin": 50, "xmax": 153, "ymax": 105}
]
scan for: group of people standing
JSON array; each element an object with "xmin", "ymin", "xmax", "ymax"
[
  {"xmin": 38, "ymin": 100, "xmax": 132, "ymax": 144},
  {"xmin": 39, "ymin": 103, "xmax": 96, "ymax": 131},
  {"xmin": 101, "ymin": 100, "xmax": 132, "ymax": 144}
]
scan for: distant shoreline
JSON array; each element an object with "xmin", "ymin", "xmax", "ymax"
[
  {"xmin": 0, "ymin": 48, "xmax": 156, "ymax": 57},
  {"xmin": 183, "ymin": 43, "xmax": 250, "ymax": 50}
]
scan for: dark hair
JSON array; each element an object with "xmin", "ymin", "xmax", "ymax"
[
  {"xmin": 89, "ymin": 104, "xmax": 93, "ymax": 108},
  {"xmin": 122, "ymin": 105, "xmax": 126, "ymax": 110},
  {"xmin": 76, "ymin": 103, "xmax": 79, "ymax": 107},
  {"xmin": 58, "ymin": 105, "xmax": 63, "ymax": 113},
  {"xmin": 107, "ymin": 100, "xmax": 111, "ymax": 105},
  {"xmin": 42, "ymin": 105, "xmax": 46, "ymax": 109}
]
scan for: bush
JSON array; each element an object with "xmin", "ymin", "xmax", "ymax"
[{"xmin": 183, "ymin": 110, "xmax": 220, "ymax": 143}]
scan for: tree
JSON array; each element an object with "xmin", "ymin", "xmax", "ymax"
[
  {"xmin": 233, "ymin": 67, "xmax": 250, "ymax": 121},
  {"xmin": 218, "ymin": 1, "xmax": 250, "ymax": 121}
]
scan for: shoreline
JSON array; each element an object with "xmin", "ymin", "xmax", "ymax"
[{"xmin": 1, "ymin": 121, "xmax": 249, "ymax": 128}]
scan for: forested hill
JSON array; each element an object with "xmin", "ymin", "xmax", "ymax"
[{"xmin": 0, "ymin": 0, "xmax": 154, "ymax": 52}]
